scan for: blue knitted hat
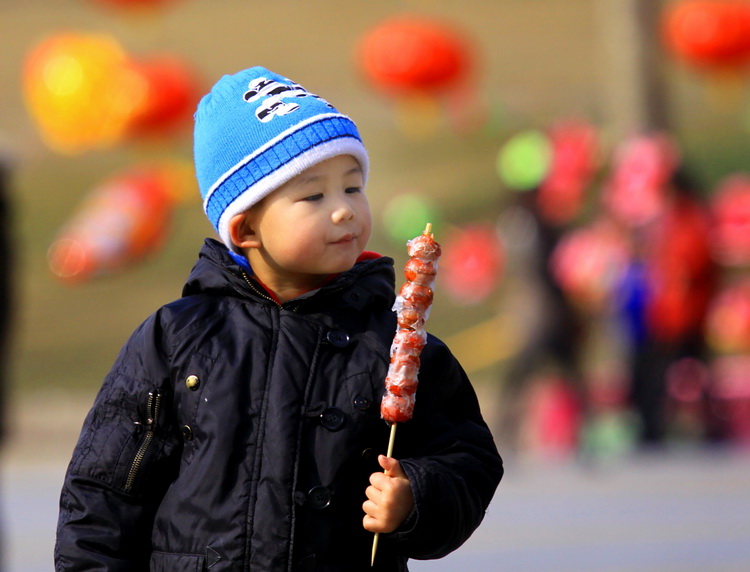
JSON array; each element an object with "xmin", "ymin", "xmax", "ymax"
[{"xmin": 194, "ymin": 66, "xmax": 369, "ymax": 250}]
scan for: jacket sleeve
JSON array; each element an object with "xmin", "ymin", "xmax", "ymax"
[
  {"xmin": 55, "ymin": 311, "xmax": 181, "ymax": 571},
  {"xmin": 389, "ymin": 335, "xmax": 503, "ymax": 560}
]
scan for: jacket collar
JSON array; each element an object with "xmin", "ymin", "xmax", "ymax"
[{"xmin": 182, "ymin": 238, "xmax": 396, "ymax": 311}]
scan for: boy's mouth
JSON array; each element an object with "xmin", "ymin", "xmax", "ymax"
[{"xmin": 332, "ymin": 233, "xmax": 355, "ymax": 244}]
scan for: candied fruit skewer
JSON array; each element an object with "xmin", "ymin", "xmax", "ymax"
[{"xmin": 372, "ymin": 224, "xmax": 441, "ymax": 566}]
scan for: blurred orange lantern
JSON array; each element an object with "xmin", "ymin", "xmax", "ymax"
[
  {"xmin": 22, "ymin": 32, "xmax": 133, "ymax": 154},
  {"xmin": 662, "ymin": 1, "xmax": 750, "ymax": 70},
  {"xmin": 122, "ymin": 55, "xmax": 202, "ymax": 140},
  {"xmin": 709, "ymin": 174, "xmax": 750, "ymax": 266},
  {"xmin": 47, "ymin": 162, "xmax": 187, "ymax": 283},
  {"xmin": 91, "ymin": 0, "xmax": 181, "ymax": 10},
  {"xmin": 356, "ymin": 15, "xmax": 473, "ymax": 96}
]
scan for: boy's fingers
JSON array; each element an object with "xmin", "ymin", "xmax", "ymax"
[{"xmin": 378, "ymin": 455, "xmax": 407, "ymax": 479}]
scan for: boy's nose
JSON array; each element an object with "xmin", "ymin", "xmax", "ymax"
[{"xmin": 332, "ymin": 203, "xmax": 355, "ymax": 223}]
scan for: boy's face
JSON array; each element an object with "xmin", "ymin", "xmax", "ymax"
[{"xmin": 242, "ymin": 154, "xmax": 372, "ymax": 294}]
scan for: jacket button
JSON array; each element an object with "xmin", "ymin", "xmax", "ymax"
[
  {"xmin": 181, "ymin": 425, "xmax": 194, "ymax": 441},
  {"xmin": 353, "ymin": 395, "xmax": 370, "ymax": 410},
  {"xmin": 307, "ymin": 486, "xmax": 331, "ymax": 510},
  {"xmin": 186, "ymin": 375, "xmax": 201, "ymax": 391},
  {"xmin": 320, "ymin": 407, "xmax": 345, "ymax": 431},
  {"xmin": 325, "ymin": 329, "xmax": 350, "ymax": 348}
]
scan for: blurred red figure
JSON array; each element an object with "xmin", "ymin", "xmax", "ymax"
[
  {"xmin": 709, "ymin": 174, "xmax": 750, "ymax": 266},
  {"xmin": 602, "ymin": 133, "xmax": 680, "ymax": 227},
  {"xmin": 441, "ymin": 224, "xmax": 504, "ymax": 305},
  {"xmin": 643, "ymin": 187, "xmax": 715, "ymax": 344},
  {"xmin": 537, "ymin": 119, "xmax": 599, "ymax": 226},
  {"xmin": 48, "ymin": 164, "xmax": 180, "ymax": 283},
  {"xmin": 706, "ymin": 278, "xmax": 750, "ymax": 354},
  {"xmin": 620, "ymin": 170, "xmax": 718, "ymax": 444}
]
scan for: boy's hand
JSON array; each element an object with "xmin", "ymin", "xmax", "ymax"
[{"xmin": 362, "ymin": 455, "xmax": 415, "ymax": 534}]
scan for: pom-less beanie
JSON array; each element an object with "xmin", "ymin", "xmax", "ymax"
[{"xmin": 194, "ymin": 66, "xmax": 369, "ymax": 250}]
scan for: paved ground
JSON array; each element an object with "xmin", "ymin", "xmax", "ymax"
[{"xmin": 2, "ymin": 396, "xmax": 749, "ymax": 572}]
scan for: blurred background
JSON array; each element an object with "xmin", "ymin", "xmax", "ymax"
[{"xmin": 1, "ymin": 0, "xmax": 750, "ymax": 570}]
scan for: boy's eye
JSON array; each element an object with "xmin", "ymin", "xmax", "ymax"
[
  {"xmin": 302, "ymin": 193, "xmax": 324, "ymax": 202},
  {"xmin": 345, "ymin": 187, "xmax": 362, "ymax": 194}
]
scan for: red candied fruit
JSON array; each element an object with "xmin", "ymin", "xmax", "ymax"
[
  {"xmin": 404, "ymin": 258, "xmax": 437, "ymax": 285},
  {"xmin": 381, "ymin": 392, "xmax": 415, "ymax": 423},
  {"xmin": 399, "ymin": 282, "xmax": 433, "ymax": 312},
  {"xmin": 397, "ymin": 307, "xmax": 424, "ymax": 330}
]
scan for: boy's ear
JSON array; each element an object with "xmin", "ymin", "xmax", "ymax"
[{"xmin": 228, "ymin": 212, "xmax": 261, "ymax": 249}]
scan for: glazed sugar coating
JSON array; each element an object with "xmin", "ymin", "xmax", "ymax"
[
  {"xmin": 390, "ymin": 328, "xmax": 427, "ymax": 357},
  {"xmin": 381, "ymin": 392, "xmax": 415, "ymax": 423},
  {"xmin": 389, "ymin": 355, "xmax": 420, "ymax": 380},
  {"xmin": 407, "ymin": 234, "xmax": 442, "ymax": 261},
  {"xmin": 385, "ymin": 375, "xmax": 419, "ymax": 397}
]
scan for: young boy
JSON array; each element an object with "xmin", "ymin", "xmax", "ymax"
[{"xmin": 55, "ymin": 66, "xmax": 503, "ymax": 572}]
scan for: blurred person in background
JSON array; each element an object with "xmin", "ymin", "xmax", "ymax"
[
  {"xmin": 0, "ymin": 158, "xmax": 12, "ymax": 444},
  {"xmin": 0, "ymin": 152, "xmax": 15, "ymax": 572},
  {"xmin": 497, "ymin": 188, "xmax": 586, "ymax": 457},
  {"xmin": 616, "ymin": 169, "xmax": 718, "ymax": 445}
]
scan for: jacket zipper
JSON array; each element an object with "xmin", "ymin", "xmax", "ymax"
[
  {"xmin": 124, "ymin": 389, "xmax": 161, "ymax": 493},
  {"xmin": 240, "ymin": 270, "xmax": 310, "ymax": 312},
  {"xmin": 240, "ymin": 271, "xmax": 280, "ymax": 307}
]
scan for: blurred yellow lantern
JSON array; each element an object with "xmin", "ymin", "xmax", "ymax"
[{"xmin": 22, "ymin": 32, "xmax": 137, "ymax": 154}]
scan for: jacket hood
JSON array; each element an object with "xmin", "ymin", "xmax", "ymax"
[{"xmin": 182, "ymin": 238, "xmax": 397, "ymax": 310}]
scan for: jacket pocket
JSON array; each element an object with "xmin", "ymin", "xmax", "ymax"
[
  {"xmin": 68, "ymin": 380, "xmax": 172, "ymax": 496},
  {"xmin": 150, "ymin": 550, "xmax": 204, "ymax": 571},
  {"xmin": 123, "ymin": 388, "xmax": 162, "ymax": 493}
]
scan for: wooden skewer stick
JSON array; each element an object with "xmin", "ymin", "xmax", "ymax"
[{"xmin": 370, "ymin": 422, "xmax": 398, "ymax": 567}]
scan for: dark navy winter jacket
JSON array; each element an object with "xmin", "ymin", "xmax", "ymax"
[{"xmin": 55, "ymin": 238, "xmax": 503, "ymax": 571}]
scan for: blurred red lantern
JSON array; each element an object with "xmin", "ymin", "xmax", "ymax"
[
  {"xmin": 22, "ymin": 32, "xmax": 132, "ymax": 154},
  {"xmin": 356, "ymin": 15, "xmax": 473, "ymax": 96},
  {"xmin": 537, "ymin": 119, "xmax": 599, "ymax": 225},
  {"xmin": 601, "ymin": 133, "xmax": 679, "ymax": 227},
  {"xmin": 441, "ymin": 225, "xmax": 504, "ymax": 305},
  {"xmin": 123, "ymin": 55, "xmax": 202, "ymax": 140},
  {"xmin": 709, "ymin": 174, "xmax": 750, "ymax": 266},
  {"xmin": 47, "ymin": 162, "xmax": 186, "ymax": 283},
  {"xmin": 662, "ymin": 1, "xmax": 750, "ymax": 70},
  {"xmin": 705, "ymin": 278, "xmax": 750, "ymax": 353},
  {"xmin": 550, "ymin": 220, "xmax": 630, "ymax": 310}
]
